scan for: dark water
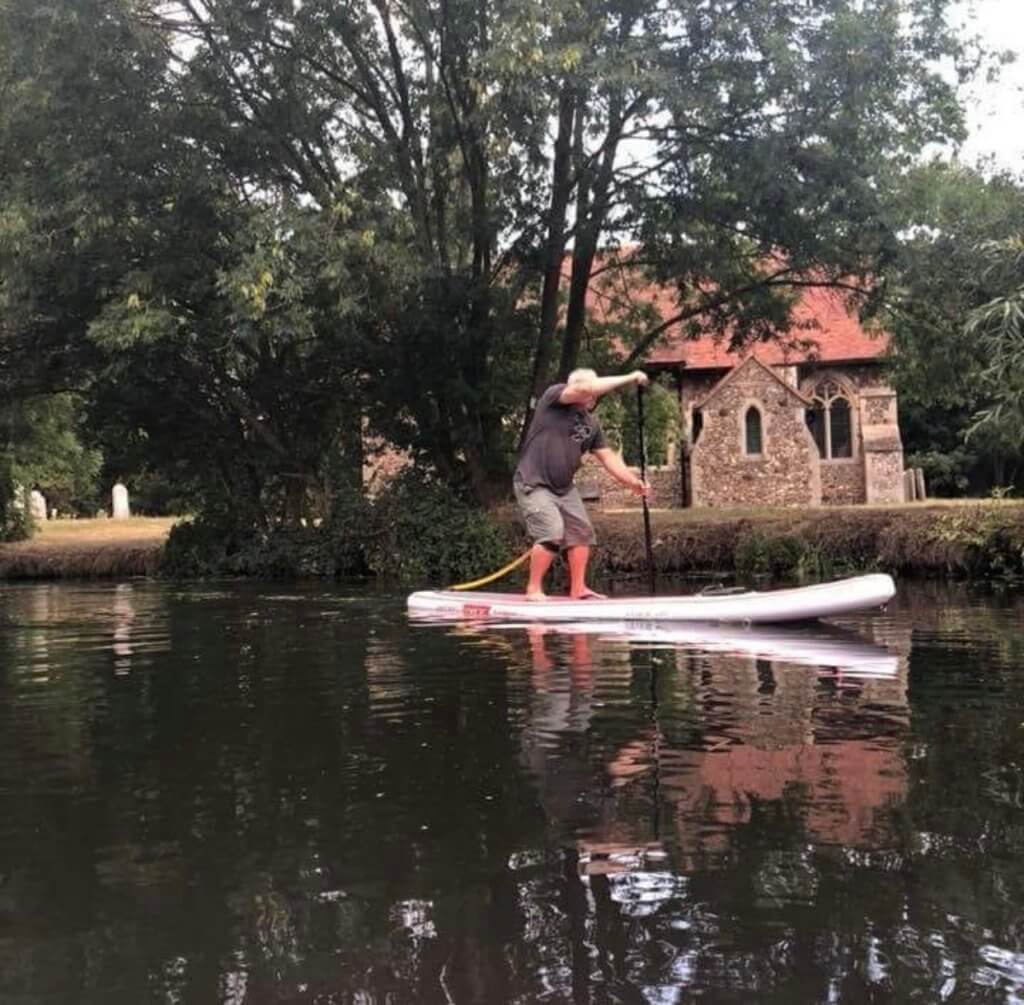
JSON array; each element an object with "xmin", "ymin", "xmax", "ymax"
[{"xmin": 2, "ymin": 580, "xmax": 1024, "ymax": 1004}]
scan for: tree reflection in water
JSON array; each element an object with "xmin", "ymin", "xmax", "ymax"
[{"xmin": 2, "ymin": 585, "xmax": 1024, "ymax": 1003}]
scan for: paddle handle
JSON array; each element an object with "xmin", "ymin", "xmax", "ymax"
[{"xmin": 637, "ymin": 383, "xmax": 656, "ymax": 594}]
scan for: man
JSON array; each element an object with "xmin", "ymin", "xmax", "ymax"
[{"xmin": 515, "ymin": 368, "xmax": 652, "ymax": 600}]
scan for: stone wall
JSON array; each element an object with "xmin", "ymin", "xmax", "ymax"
[
  {"xmin": 689, "ymin": 358, "xmax": 821, "ymax": 508},
  {"xmin": 859, "ymin": 388, "xmax": 905, "ymax": 504},
  {"xmin": 821, "ymin": 461, "xmax": 865, "ymax": 505},
  {"xmin": 579, "ymin": 457, "xmax": 682, "ymax": 509}
]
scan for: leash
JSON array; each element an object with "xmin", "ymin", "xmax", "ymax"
[{"xmin": 447, "ymin": 549, "xmax": 531, "ymax": 591}]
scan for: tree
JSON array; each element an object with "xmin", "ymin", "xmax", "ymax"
[
  {"xmin": 964, "ymin": 236, "xmax": 1024, "ymax": 489},
  {"xmin": 876, "ymin": 163, "xmax": 1024, "ymax": 494},
  {"xmin": 155, "ymin": 0, "xmax": 971, "ymax": 502},
  {"xmin": 1, "ymin": 395, "xmax": 102, "ymax": 516},
  {"xmin": 1, "ymin": 0, "xmax": 374, "ymax": 525}
]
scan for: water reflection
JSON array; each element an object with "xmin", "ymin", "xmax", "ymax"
[
  {"xmin": 480, "ymin": 616, "xmax": 911, "ymax": 865},
  {"xmin": 1, "ymin": 583, "xmax": 1024, "ymax": 1003}
]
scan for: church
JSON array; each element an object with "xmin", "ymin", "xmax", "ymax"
[{"xmin": 587, "ymin": 283, "xmax": 906, "ymax": 508}]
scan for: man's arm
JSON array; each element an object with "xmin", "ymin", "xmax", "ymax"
[
  {"xmin": 559, "ymin": 370, "xmax": 648, "ymax": 405},
  {"xmin": 591, "ymin": 447, "xmax": 651, "ymax": 497}
]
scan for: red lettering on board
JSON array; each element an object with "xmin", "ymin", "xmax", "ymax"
[{"xmin": 462, "ymin": 603, "xmax": 492, "ymax": 618}]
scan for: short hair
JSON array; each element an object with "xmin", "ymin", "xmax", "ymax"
[{"xmin": 567, "ymin": 368, "xmax": 597, "ymax": 385}]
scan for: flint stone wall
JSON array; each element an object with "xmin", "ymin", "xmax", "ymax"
[{"xmin": 690, "ymin": 360, "xmax": 821, "ymax": 508}]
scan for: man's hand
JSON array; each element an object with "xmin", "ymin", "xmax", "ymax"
[
  {"xmin": 630, "ymin": 477, "xmax": 651, "ymax": 499},
  {"xmin": 631, "ymin": 370, "xmax": 650, "ymax": 387}
]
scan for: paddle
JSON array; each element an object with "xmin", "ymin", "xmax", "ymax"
[{"xmin": 637, "ymin": 382, "xmax": 656, "ymax": 595}]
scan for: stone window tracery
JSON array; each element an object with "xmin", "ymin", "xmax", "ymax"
[{"xmin": 806, "ymin": 380, "xmax": 853, "ymax": 459}]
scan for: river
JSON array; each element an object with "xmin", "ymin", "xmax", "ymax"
[{"xmin": 1, "ymin": 579, "xmax": 1023, "ymax": 1004}]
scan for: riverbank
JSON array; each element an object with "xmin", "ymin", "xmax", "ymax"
[
  {"xmin": 1, "ymin": 503, "xmax": 1023, "ymax": 582},
  {"xmin": 585, "ymin": 500, "xmax": 1024, "ymax": 581},
  {"xmin": 0, "ymin": 517, "xmax": 174, "ymax": 579}
]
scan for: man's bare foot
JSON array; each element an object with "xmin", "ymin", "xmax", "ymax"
[
  {"xmin": 525, "ymin": 590, "xmax": 547, "ymax": 601},
  {"xmin": 570, "ymin": 589, "xmax": 607, "ymax": 600}
]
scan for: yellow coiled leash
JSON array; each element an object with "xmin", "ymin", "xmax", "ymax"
[{"xmin": 448, "ymin": 549, "xmax": 531, "ymax": 591}]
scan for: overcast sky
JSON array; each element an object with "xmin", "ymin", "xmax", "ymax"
[{"xmin": 952, "ymin": 0, "xmax": 1024, "ymax": 172}]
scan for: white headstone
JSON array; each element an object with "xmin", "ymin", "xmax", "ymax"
[
  {"xmin": 29, "ymin": 489, "xmax": 47, "ymax": 523},
  {"xmin": 112, "ymin": 482, "xmax": 131, "ymax": 520}
]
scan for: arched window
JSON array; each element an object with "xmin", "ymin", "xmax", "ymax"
[
  {"xmin": 744, "ymin": 406, "xmax": 763, "ymax": 455},
  {"xmin": 805, "ymin": 380, "xmax": 853, "ymax": 459}
]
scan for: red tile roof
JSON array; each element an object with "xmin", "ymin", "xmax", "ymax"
[{"xmin": 582, "ymin": 259, "xmax": 889, "ymax": 371}]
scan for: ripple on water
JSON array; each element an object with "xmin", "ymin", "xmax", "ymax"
[{"xmin": 2, "ymin": 582, "xmax": 1024, "ymax": 1004}]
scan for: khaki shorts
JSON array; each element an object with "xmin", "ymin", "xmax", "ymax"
[{"xmin": 514, "ymin": 475, "xmax": 596, "ymax": 548}]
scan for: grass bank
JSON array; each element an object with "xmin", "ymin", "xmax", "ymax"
[
  {"xmin": 2, "ymin": 502, "xmax": 1023, "ymax": 583},
  {"xmin": 583, "ymin": 501, "xmax": 1024, "ymax": 582},
  {"xmin": 0, "ymin": 517, "xmax": 173, "ymax": 579}
]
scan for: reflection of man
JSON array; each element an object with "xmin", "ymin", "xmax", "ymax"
[{"xmin": 515, "ymin": 369, "xmax": 652, "ymax": 601}]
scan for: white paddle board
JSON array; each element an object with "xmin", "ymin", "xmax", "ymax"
[{"xmin": 407, "ymin": 573, "xmax": 895, "ymax": 625}]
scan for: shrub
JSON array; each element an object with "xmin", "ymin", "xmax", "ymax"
[
  {"xmin": 363, "ymin": 471, "xmax": 517, "ymax": 584},
  {"xmin": 0, "ymin": 458, "xmax": 32, "ymax": 543},
  {"xmin": 160, "ymin": 473, "xmax": 516, "ymax": 583},
  {"xmin": 734, "ymin": 530, "xmax": 807, "ymax": 580}
]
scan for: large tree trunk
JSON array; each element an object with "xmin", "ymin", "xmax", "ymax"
[{"xmin": 522, "ymin": 81, "xmax": 578, "ymax": 437}]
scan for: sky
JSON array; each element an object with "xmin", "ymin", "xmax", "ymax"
[{"xmin": 951, "ymin": 0, "xmax": 1024, "ymax": 172}]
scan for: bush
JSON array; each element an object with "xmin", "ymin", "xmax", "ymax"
[
  {"xmin": 161, "ymin": 516, "xmax": 372, "ymax": 579},
  {"xmin": 734, "ymin": 530, "xmax": 809, "ymax": 580},
  {"xmin": 160, "ymin": 473, "xmax": 517, "ymax": 583},
  {"xmin": 363, "ymin": 471, "xmax": 517, "ymax": 584},
  {"xmin": 0, "ymin": 459, "xmax": 32, "ymax": 543}
]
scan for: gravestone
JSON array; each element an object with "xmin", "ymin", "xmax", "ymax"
[
  {"xmin": 112, "ymin": 482, "xmax": 131, "ymax": 520},
  {"xmin": 903, "ymin": 469, "xmax": 917, "ymax": 502},
  {"xmin": 29, "ymin": 490, "xmax": 47, "ymax": 523},
  {"xmin": 914, "ymin": 468, "xmax": 927, "ymax": 502}
]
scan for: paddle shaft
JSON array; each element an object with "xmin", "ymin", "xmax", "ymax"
[{"xmin": 637, "ymin": 383, "xmax": 656, "ymax": 594}]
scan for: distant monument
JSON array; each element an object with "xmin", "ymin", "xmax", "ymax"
[
  {"xmin": 29, "ymin": 489, "xmax": 47, "ymax": 523},
  {"xmin": 112, "ymin": 482, "xmax": 131, "ymax": 520}
]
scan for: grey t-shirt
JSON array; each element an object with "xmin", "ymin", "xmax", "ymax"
[{"xmin": 515, "ymin": 383, "xmax": 607, "ymax": 495}]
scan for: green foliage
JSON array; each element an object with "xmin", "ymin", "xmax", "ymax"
[
  {"xmin": 880, "ymin": 165, "xmax": 1024, "ymax": 495},
  {"xmin": 965, "ymin": 237, "xmax": 1024, "ymax": 450},
  {"xmin": 0, "ymin": 454, "xmax": 32, "ymax": 542},
  {"xmin": 735, "ymin": 531, "xmax": 815, "ymax": 581},
  {"xmin": 363, "ymin": 472, "xmax": 517, "ymax": 584},
  {"xmin": 2, "ymin": 396, "xmax": 102, "ymax": 515},
  {"xmin": 0, "ymin": 0, "xmax": 983, "ymax": 525},
  {"xmin": 85, "ymin": 201, "xmax": 368, "ymax": 527},
  {"xmin": 161, "ymin": 517, "xmax": 370, "ymax": 580},
  {"xmin": 145, "ymin": 0, "xmax": 970, "ymax": 504},
  {"xmin": 906, "ymin": 448, "xmax": 973, "ymax": 497},
  {"xmin": 598, "ymin": 380, "xmax": 680, "ymax": 467},
  {"xmin": 161, "ymin": 471, "xmax": 516, "ymax": 583},
  {"xmin": 928, "ymin": 507, "xmax": 1024, "ymax": 580}
]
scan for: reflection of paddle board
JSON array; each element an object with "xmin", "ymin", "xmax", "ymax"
[
  {"xmin": 499, "ymin": 620, "xmax": 900, "ymax": 677},
  {"xmin": 408, "ymin": 573, "xmax": 895, "ymax": 625}
]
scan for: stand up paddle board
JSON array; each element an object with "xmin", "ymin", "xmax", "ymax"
[
  {"xmin": 487, "ymin": 620, "xmax": 900, "ymax": 677},
  {"xmin": 407, "ymin": 573, "xmax": 895, "ymax": 625}
]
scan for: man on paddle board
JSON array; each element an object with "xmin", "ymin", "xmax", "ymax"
[{"xmin": 515, "ymin": 368, "xmax": 651, "ymax": 600}]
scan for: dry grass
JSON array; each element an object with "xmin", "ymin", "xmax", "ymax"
[{"xmin": 0, "ymin": 517, "xmax": 177, "ymax": 579}]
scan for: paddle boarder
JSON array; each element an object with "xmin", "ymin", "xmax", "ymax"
[{"xmin": 515, "ymin": 368, "xmax": 652, "ymax": 600}]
